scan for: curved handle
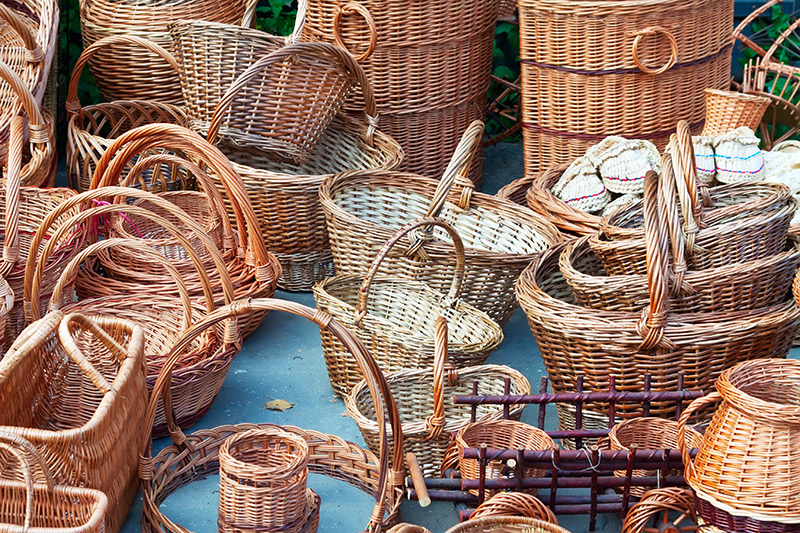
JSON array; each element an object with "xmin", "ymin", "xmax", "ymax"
[
  {"xmin": 206, "ymin": 41, "xmax": 377, "ymax": 146},
  {"xmin": 660, "ymin": 147, "xmax": 697, "ymax": 298},
  {"xmin": 240, "ymin": 0, "xmax": 259, "ymax": 28},
  {"xmin": 2, "ymin": 115, "xmax": 25, "ymax": 278},
  {"xmin": 287, "ymin": 0, "xmax": 308, "ymax": 43},
  {"xmin": 0, "ymin": 4, "xmax": 43, "ymax": 62},
  {"xmin": 670, "ymin": 123, "xmax": 707, "ymax": 260},
  {"xmin": 631, "ymin": 27, "xmax": 678, "ymax": 75},
  {"xmin": 0, "ymin": 439, "xmax": 40, "ymax": 531},
  {"xmin": 66, "ymin": 35, "xmax": 179, "ymax": 115},
  {"xmin": 333, "ymin": 2, "xmax": 378, "ymax": 62},
  {"xmin": 677, "ymin": 392, "xmax": 719, "ymax": 483},
  {"xmin": 354, "ymin": 218, "xmax": 465, "ymax": 326},
  {"xmin": 427, "ymin": 316, "xmax": 452, "ymax": 439}
]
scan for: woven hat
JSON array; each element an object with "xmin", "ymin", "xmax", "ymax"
[
  {"xmin": 601, "ymin": 193, "xmax": 640, "ymax": 217},
  {"xmin": 692, "ymin": 136, "xmax": 716, "ymax": 185},
  {"xmin": 712, "ymin": 127, "xmax": 765, "ymax": 184},
  {"xmin": 588, "ymin": 136, "xmax": 661, "ymax": 195},
  {"xmin": 551, "ymin": 156, "xmax": 610, "ymax": 213}
]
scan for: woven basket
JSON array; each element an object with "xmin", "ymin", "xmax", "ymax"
[
  {"xmin": 621, "ymin": 488, "xmax": 697, "ymax": 533},
  {"xmin": 320, "ymin": 121, "xmax": 562, "ymax": 326},
  {"xmin": 79, "ymin": 0, "xmax": 256, "ymax": 103},
  {"xmin": 496, "ymin": 174, "xmax": 537, "ymax": 206},
  {"xmin": 315, "ymin": 218, "xmax": 503, "ymax": 396},
  {"xmin": 527, "ymin": 163, "xmax": 606, "ymax": 236},
  {"xmin": 346, "ymin": 315, "xmax": 526, "ymax": 476},
  {"xmin": 66, "ymin": 35, "xmax": 189, "ymax": 193},
  {"xmin": 701, "ymin": 88, "xmax": 770, "ymax": 137},
  {"xmin": 140, "ymin": 297, "xmax": 408, "ymax": 533},
  {"xmin": 172, "ymin": 21, "xmax": 368, "ymax": 166},
  {"xmin": 446, "ymin": 517, "xmax": 570, "ymax": 533},
  {"xmin": 515, "ymin": 171, "xmax": 800, "ymax": 418},
  {"xmin": 0, "ymin": 432, "xmax": 108, "ymax": 533},
  {"xmin": 0, "ymin": 312, "xmax": 146, "ymax": 533},
  {"xmin": 518, "ymin": 0, "xmax": 732, "ymax": 175},
  {"xmin": 678, "ymin": 358, "xmax": 800, "ymax": 526},
  {"xmin": 470, "ymin": 493, "xmax": 558, "ymax": 523}
]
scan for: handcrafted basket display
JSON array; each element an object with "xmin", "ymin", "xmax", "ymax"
[
  {"xmin": 525, "ymin": 163, "xmax": 603, "ymax": 236},
  {"xmin": 621, "ymin": 488, "xmax": 698, "ymax": 533},
  {"xmin": 443, "ymin": 420, "xmax": 555, "ymax": 498},
  {"xmin": 496, "ymin": 174, "xmax": 537, "ymax": 206},
  {"xmin": 701, "ymin": 88, "xmax": 770, "ymax": 137},
  {"xmin": 79, "ymin": 0, "xmax": 256, "ymax": 103},
  {"xmin": 346, "ymin": 315, "xmax": 526, "ymax": 476},
  {"xmin": 515, "ymin": 171, "xmax": 800, "ymax": 419},
  {"xmin": 315, "ymin": 218, "xmax": 503, "ymax": 396},
  {"xmin": 0, "ymin": 432, "xmax": 108, "ymax": 533},
  {"xmin": 678, "ymin": 358, "xmax": 800, "ymax": 529},
  {"xmin": 218, "ymin": 428, "xmax": 310, "ymax": 533},
  {"xmin": 518, "ymin": 0, "xmax": 732, "ymax": 174},
  {"xmin": 0, "ymin": 312, "xmax": 146, "ymax": 533},
  {"xmin": 320, "ymin": 121, "xmax": 562, "ymax": 326},
  {"xmin": 446, "ymin": 516, "xmax": 570, "ymax": 533},
  {"xmin": 66, "ymin": 35, "xmax": 189, "ymax": 193},
  {"xmin": 470, "ymin": 493, "xmax": 558, "ymax": 523},
  {"xmin": 172, "ymin": 22, "xmax": 366, "ymax": 165},
  {"xmin": 140, "ymin": 297, "xmax": 407, "ymax": 533},
  {"xmin": 302, "ymin": 0, "xmax": 499, "ymax": 185}
]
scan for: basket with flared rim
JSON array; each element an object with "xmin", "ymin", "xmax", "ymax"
[
  {"xmin": 701, "ymin": 88, "xmax": 770, "ymax": 137},
  {"xmin": 345, "ymin": 315, "xmax": 526, "ymax": 477},
  {"xmin": 319, "ymin": 120, "xmax": 562, "ymax": 326},
  {"xmin": 315, "ymin": 217, "xmax": 503, "ymax": 397}
]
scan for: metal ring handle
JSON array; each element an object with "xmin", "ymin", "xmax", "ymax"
[
  {"xmin": 632, "ymin": 27, "xmax": 678, "ymax": 75},
  {"xmin": 333, "ymin": 2, "xmax": 378, "ymax": 62}
]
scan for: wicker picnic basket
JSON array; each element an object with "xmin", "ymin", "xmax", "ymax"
[
  {"xmin": 140, "ymin": 297, "xmax": 407, "ymax": 533},
  {"xmin": 518, "ymin": 0, "xmax": 732, "ymax": 175},
  {"xmin": 678, "ymin": 358, "xmax": 800, "ymax": 531},
  {"xmin": 316, "ymin": 218, "xmax": 503, "ymax": 397},
  {"xmin": 447, "ymin": 516, "xmax": 570, "ymax": 533},
  {"xmin": 346, "ymin": 315, "xmax": 526, "ymax": 476},
  {"xmin": 79, "ymin": 0, "xmax": 256, "ymax": 104},
  {"xmin": 0, "ymin": 312, "xmax": 146, "ymax": 533},
  {"xmin": 496, "ymin": 174, "xmax": 537, "ymax": 206},
  {"xmin": 66, "ymin": 35, "xmax": 189, "ymax": 193},
  {"xmin": 701, "ymin": 88, "xmax": 770, "ymax": 137},
  {"xmin": 470, "ymin": 493, "xmax": 558, "ymax": 523},
  {"xmin": 515, "ymin": 170, "xmax": 800, "ymax": 420},
  {"xmin": 320, "ymin": 121, "xmax": 562, "ymax": 325},
  {"xmin": 301, "ymin": 0, "xmax": 498, "ymax": 185},
  {"xmin": 621, "ymin": 488, "xmax": 698, "ymax": 533},
  {"xmin": 0, "ymin": 432, "xmax": 109, "ymax": 533}
]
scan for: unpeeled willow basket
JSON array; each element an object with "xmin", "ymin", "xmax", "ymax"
[
  {"xmin": 320, "ymin": 120, "xmax": 562, "ymax": 325},
  {"xmin": 346, "ymin": 315, "xmax": 527, "ymax": 476},
  {"xmin": 140, "ymin": 297, "xmax": 407, "ymax": 533},
  {"xmin": 315, "ymin": 218, "xmax": 503, "ymax": 397},
  {"xmin": 66, "ymin": 35, "xmax": 189, "ymax": 193},
  {"xmin": 0, "ymin": 312, "xmax": 146, "ymax": 533}
]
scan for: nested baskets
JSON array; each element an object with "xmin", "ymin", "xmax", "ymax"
[
  {"xmin": 678, "ymin": 358, "xmax": 800, "ymax": 530},
  {"xmin": 218, "ymin": 428, "xmax": 310, "ymax": 533},
  {"xmin": 315, "ymin": 218, "xmax": 503, "ymax": 397},
  {"xmin": 302, "ymin": 0, "xmax": 499, "ymax": 184},
  {"xmin": 66, "ymin": 35, "xmax": 188, "ymax": 193},
  {"xmin": 320, "ymin": 121, "xmax": 562, "ymax": 325},
  {"xmin": 445, "ymin": 518, "xmax": 570, "ymax": 533},
  {"xmin": 0, "ymin": 312, "xmax": 146, "ymax": 533},
  {"xmin": 701, "ymin": 88, "xmax": 770, "ymax": 136},
  {"xmin": 345, "ymin": 315, "xmax": 526, "ymax": 476},
  {"xmin": 518, "ymin": 0, "xmax": 733, "ymax": 174},
  {"xmin": 78, "ymin": 0, "xmax": 256, "ymax": 103}
]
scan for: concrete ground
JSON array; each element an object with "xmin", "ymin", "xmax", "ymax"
[{"xmin": 118, "ymin": 142, "xmax": 798, "ymax": 533}]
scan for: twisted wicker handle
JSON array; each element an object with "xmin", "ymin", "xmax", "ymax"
[
  {"xmin": 0, "ymin": 4, "xmax": 43, "ymax": 62},
  {"xmin": 631, "ymin": 27, "xmax": 678, "ymax": 75},
  {"xmin": 0, "ymin": 430, "xmax": 56, "ymax": 489},
  {"xmin": 354, "ymin": 218, "xmax": 466, "ymax": 326},
  {"xmin": 0, "ymin": 438, "xmax": 50, "ymax": 532},
  {"xmin": 660, "ymin": 148, "xmax": 697, "ymax": 297},
  {"xmin": 1, "ymin": 115, "xmax": 24, "ymax": 278},
  {"xmin": 286, "ymin": 0, "xmax": 308, "ymax": 43},
  {"xmin": 66, "ymin": 35, "xmax": 179, "ymax": 115},
  {"xmin": 140, "ymin": 297, "xmax": 404, "ymax": 533},
  {"xmin": 333, "ymin": 2, "xmax": 378, "ymax": 62},
  {"xmin": 241, "ymin": 0, "xmax": 260, "ymax": 29},
  {"xmin": 677, "ymin": 391, "xmax": 719, "ymax": 484},
  {"xmin": 427, "ymin": 316, "xmax": 452, "ymax": 439},
  {"xmin": 424, "ymin": 120, "xmax": 484, "ymax": 218},
  {"xmin": 206, "ymin": 41, "xmax": 378, "ymax": 146}
]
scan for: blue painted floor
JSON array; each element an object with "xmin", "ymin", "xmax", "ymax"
[{"xmin": 118, "ymin": 143, "xmax": 800, "ymax": 533}]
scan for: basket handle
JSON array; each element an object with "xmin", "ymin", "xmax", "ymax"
[
  {"xmin": 140, "ymin": 298, "xmax": 404, "ymax": 533},
  {"xmin": 426, "ymin": 316, "xmax": 454, "ymax": 439},
  {"xmin": 354, "ymin": 218, "xmax": 466, "ymax": 326},
  {"xmin": 240, "ymin": 0, "xmax": 259, "ymax": 28},
  {"xmin": 630, "ymin": 27, "xmax": 678, "ymax": 75},
  {"xmin": 66, "ymin": 35, "xmax": 179, "ymax": 116},
  {"xmin": 677, "ymin": 391, "xmax": 719, "ymax": 484},
  {"xmin": 1, "ymin": 115, "xmax": 24, "ymax": 278},
  {"xmin": 206, "ymin": 41, "xmax": 378, "ymax": 147},
  {"xmin": 0, "ymin": 4, "xmax": 43, "ymax": 63},
  {"xmin": 333, "ymin": 2, "xmax": 378, "ymax": 62},
  {"xmin": 286, "ymin": 0, "xmax": 308, "ymax": 43},
  {"xmin": 659, "ymin": 148, "xmax": 697, "ymax": 298},
  {"xmin": 0, "ymin": 434, "xmax": 58, "ymax": 532}
]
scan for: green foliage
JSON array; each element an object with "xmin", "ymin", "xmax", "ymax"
[
  {"xmin": 62, "ymin": 0, "xmax": 101, "ymax": 105},
  {"xmin": 255, "ymin": 0, "xmax": 298, "ymax": 36},
  {"xmin": 739, "ymin": 5, "xmax": 800, "ymax": 67},
  {"xmin": 487, "ymin": 21, "xmax": 521, "ymax": 143}
]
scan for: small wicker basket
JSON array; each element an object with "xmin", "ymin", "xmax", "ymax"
[{"xmin": 701, "ymin": 88, "xmax": 770, "ymax": 137}]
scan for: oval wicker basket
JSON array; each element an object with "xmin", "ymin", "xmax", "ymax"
[
  {"xmin": 470, "ymin": 492, "xmax": 558, "ymax": 524},
  {"xmin": 621, "ymin": 487, "xmax": 697, "ymax": 533},
  {"xmin": 446, "ymin": 517, "xmax": 571, "ymax": 533},
  {"xmin": 526, "ymin": 163, "xmax": 605, "ymax": 236}
]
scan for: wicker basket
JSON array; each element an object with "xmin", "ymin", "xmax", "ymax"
[
  {"xmin": 525, "ymin": 163, "xmax": 604, "ymax": 236},
  {"xmin": 315, "ymin": 218, "xmax": 503, "ymax": 396},
  {"xmin": 496, "ymin": 174, "xmax": 537, "ymax": 206},
  {"xmin": 0, "ymin": 432, "xmax": 108, "ymax": 533},
  {"xmin": 678, "ymin": 358, "xmax": 800, "ymax": 527},
  {"xmin": 301, "ymin": 0, "xmax": 499, "ymax": 185},
  {"xmin": 0, "ymin": 312, "xmax": 146, "ymax": 533},
  {"xmin": 470, "ymin": 493, "xmax": 558, "ymax": 523},
  {"xmin": 346, "ymin": 316, "xmax": 526, "ymax": 476},
  {"xmin": 515, "ymin": 170, "xmax": 800, "ymax": 418},
  {"xmin": 140, "ymin": 297, "xmax": 408, "ymax": 533},
  {"xmin": 446, "ymin": 517, "xmax": 570, "ymax": 533},
  {"xmin": 320, "ymin": 121, "xmax": 562, "ymax": 326},
  {"xmin": 621, "ymin": 488, "xmax": 697, "ymax": 533},
  {"xmin": 518, "ymin": 0, "xmax": 732, "ymax": 174},
  {"xmin": 79, "ymin": 0, "xmax": 256, "ymax": 103},
  {"xmin": 172, "ymin": 21, "xmax": 368, "ymax": 165},
  {"xmin": 701, "ymin": 88, "xmax": 770, "ymax": 137},
  {"xmin": 66, "ymin": 35, "xmax": 188, "ymax": 193}
]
